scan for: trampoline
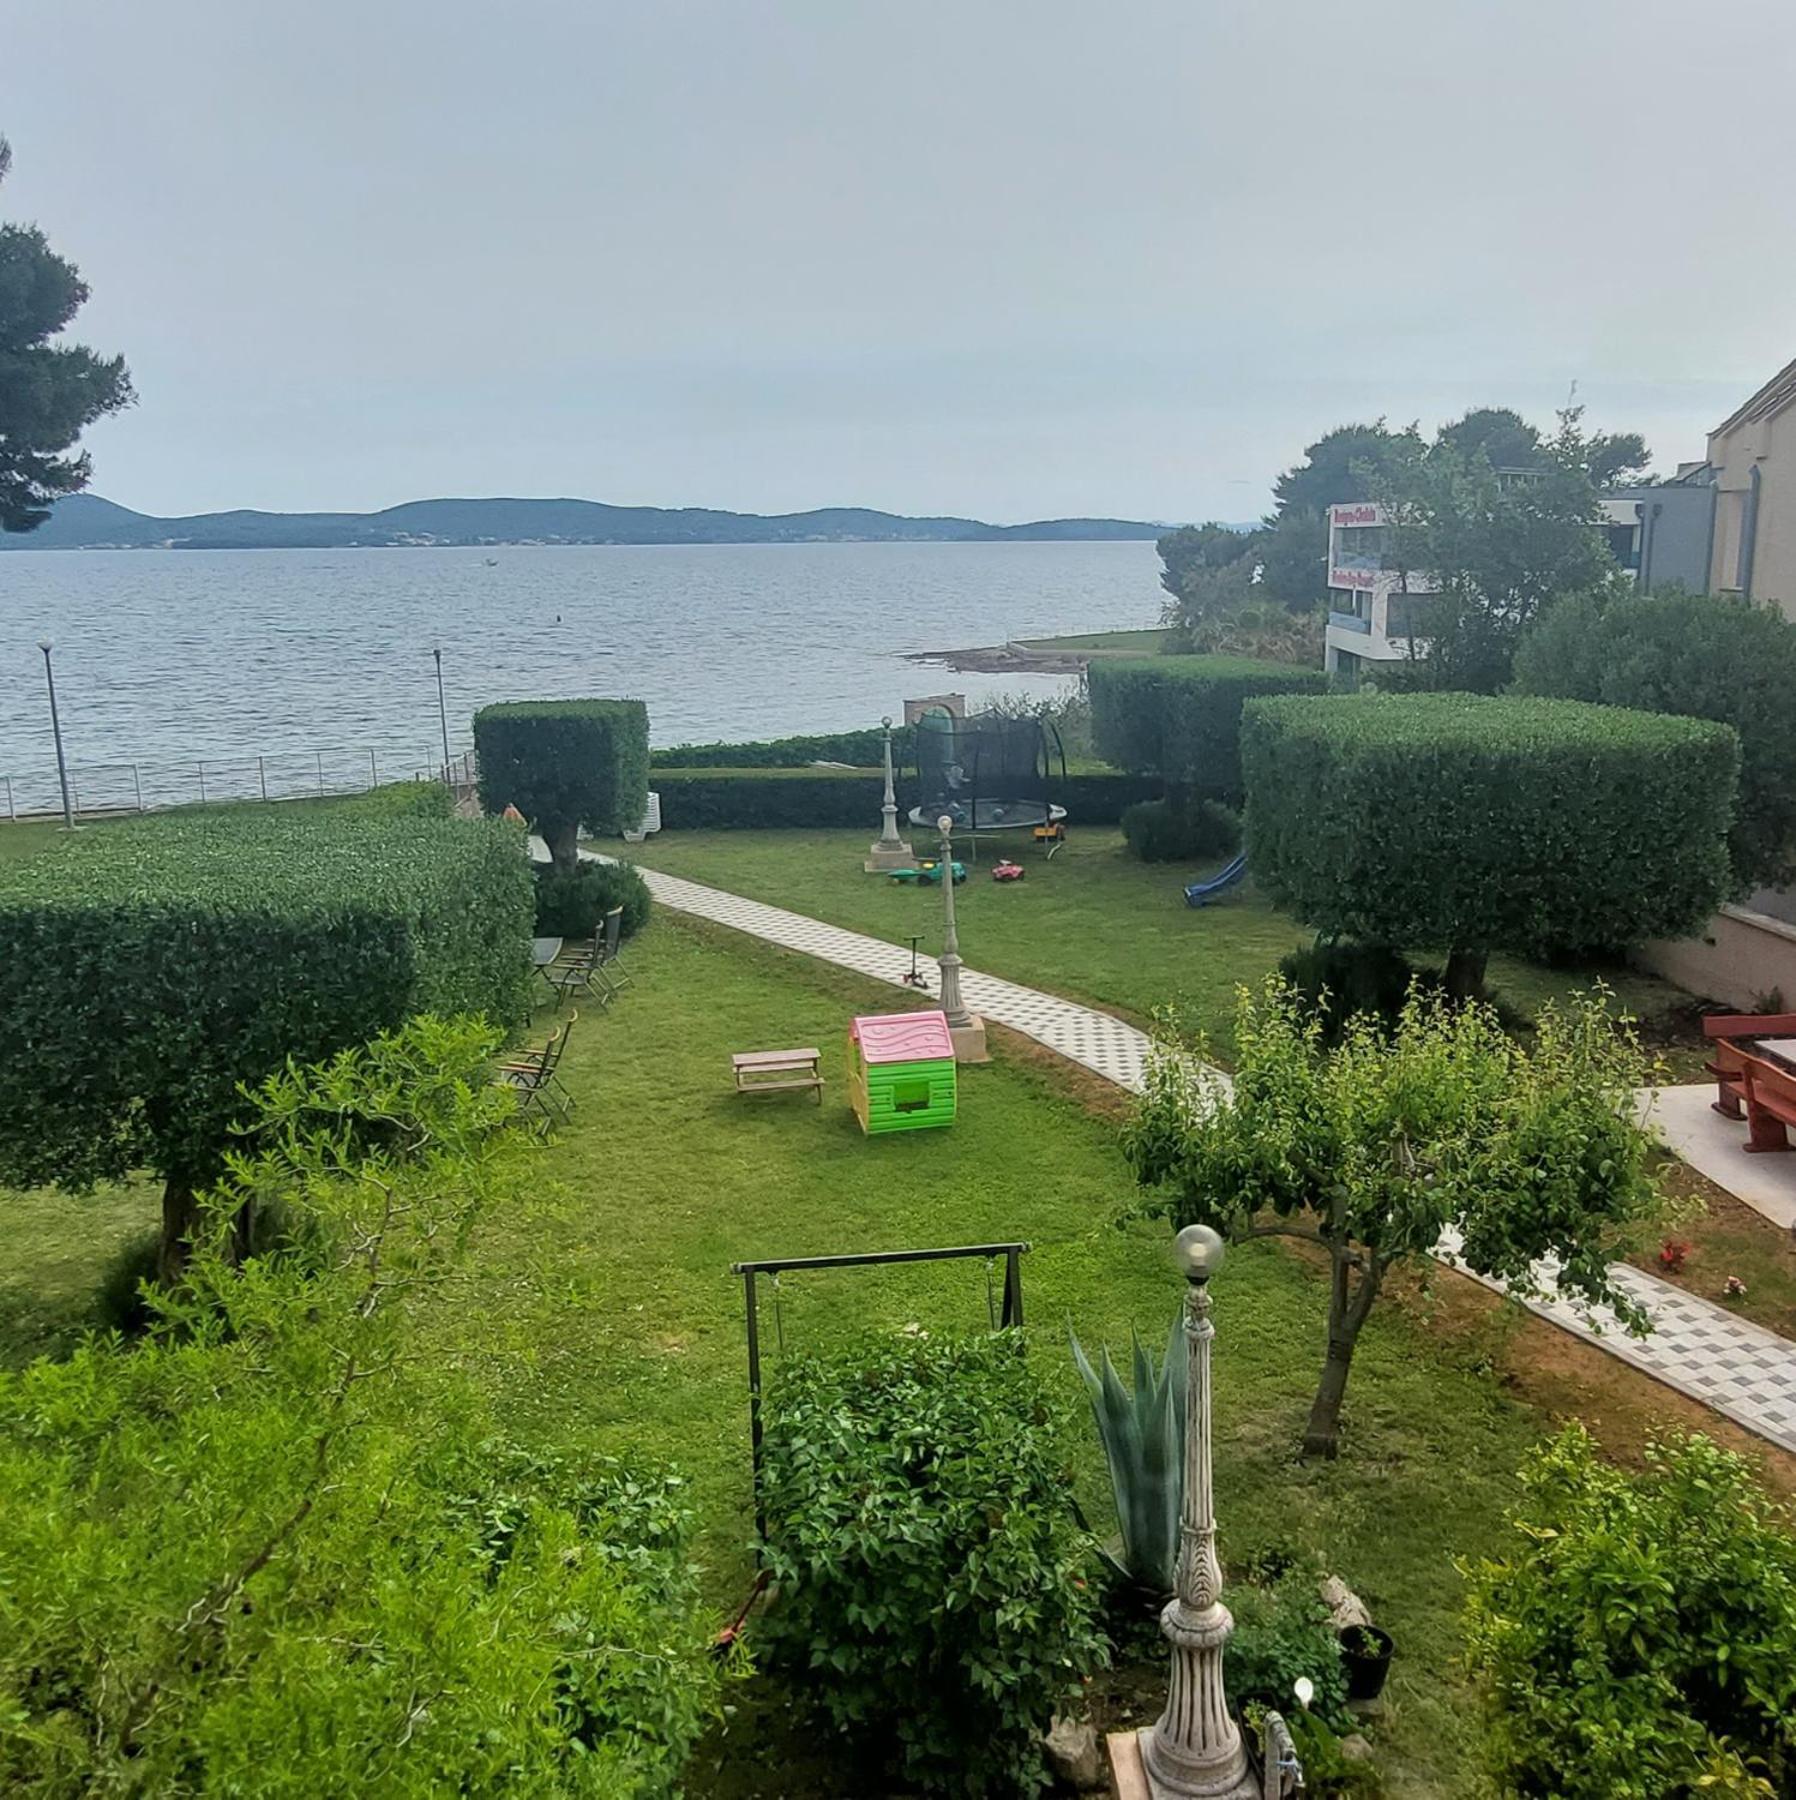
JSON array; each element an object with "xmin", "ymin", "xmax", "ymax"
[{"xmin": 907, "ymin": 708, "xmax": 1068, "ymax": 852}]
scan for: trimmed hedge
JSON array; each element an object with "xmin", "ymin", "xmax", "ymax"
[
  {"xmin": 1088, "ymin": 655, "xmax": 1327, "ymax": 798},
  {"xmin": 651, "ymin": 726, "xmax": 913, "ymax": 769},
  {"xmin": 474, "ymin": 699, "xmax": 649, "ymax": 867},
  {"xmin": 533, "ymin": 861, "xmax": 652, "ymax": 940},
  {"xmin": 1242, "ymin": 693, "xmax": 1739, "ymax": 961},
  {"xmin": 649, "ymin": 765, "xmax": 1159, "ymax": 830},
  {"xmin": 0, "ymin": 811, "xmax": 534, "ymax": 1229},
  {"xmin": 1119, "ymin": 796, "xmax": 1242, "ymax": 864}
]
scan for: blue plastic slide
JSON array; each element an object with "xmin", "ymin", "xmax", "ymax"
[{"xmin": 1183, "ymin": 851, "xmax": 1247, "ymax": 908}]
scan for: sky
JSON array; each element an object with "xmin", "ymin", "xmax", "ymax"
[{"xmin": 5, "ymin": 0, "xmax": 1794, "ymax": 525}]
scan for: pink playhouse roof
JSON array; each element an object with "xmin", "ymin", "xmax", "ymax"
[{"xmin": 851, "ymin": 1010, "xmax": 954, "ymax": 1065}]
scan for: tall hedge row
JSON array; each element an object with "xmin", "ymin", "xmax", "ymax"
[
  {"xmin": 0, "ymin": 811, "xmax": 534, "ymax": 1268},
  {"xmin": 474, "ymin": 699, "xmax": 649, "ymax": 869},
  {"xmin": 651, "ymin": 726, "xmax": 911, "ymax": 769},
  {"xmin": 647, "ymin": 765, "xmax": 1159, "ymax": 830},
  {"xmin": 1088, "ymin": 655, "xmax": 1327, "ymax": 797},
  {"xmin": 1241, "ymin": 693, "xmax": 1739, "ymax": 971}
]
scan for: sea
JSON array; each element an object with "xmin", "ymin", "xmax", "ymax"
[{"xmin": 0, "ymin": 539, "xmax": 1161, "ymax": 815}]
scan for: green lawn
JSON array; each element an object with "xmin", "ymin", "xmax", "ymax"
[
  {"xmin": 1016, "ymin": 625, "xmax": 1170, "ymax": 656},
  {"xmin": 0, "ymin": 821, "xmax": 66, "ymax": 863},
  {"xmin": 622, "ymin": 825, "xmax": 1696, "ymax": 1055}
]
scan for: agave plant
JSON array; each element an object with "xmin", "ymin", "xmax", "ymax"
[{"xmin": 1069, "ymin": 1312, "xmax": 1187, "ymax": 1596}]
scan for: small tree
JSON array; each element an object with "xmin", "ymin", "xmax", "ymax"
[
  {"xmin": 0, "ymin": 811, "xmax": 532, "ymax": 1277},
  {"xmin": 1515, "ymin": 586, "xmax": 1796, "ymax": 893},
  {"xmin": 1242, "ymin": 692, "xmax": 1739, "ymax": 997},
  {"xmin": 474, "ymin": 698, "xmax": 650, "ymax": 874},
  {"xmin": 1463, "ymin": 1425, "xmax": 1796, "ymax": 1797},
  {"xmin": 1125, "ymin": 981, "xmax": 1663, "ymax": 1458},
  {"xmin": 1088, "ymin": 655, "xmax": 1326, "ymax": 808},
  {"xmin": 0, "ymin": 136, "xmax": 134, "ymax": 534}
]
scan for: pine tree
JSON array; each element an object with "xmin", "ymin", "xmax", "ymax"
[{"xmin": 0, "ymin": 136, "xmax": 134, "ymax": 533}]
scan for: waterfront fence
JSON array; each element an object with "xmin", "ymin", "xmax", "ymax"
[{"xmin": 0, "ymin": 746, "xmax": 477, "ymax": 823}]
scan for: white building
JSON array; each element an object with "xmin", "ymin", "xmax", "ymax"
[{"xmin": 1321, "ymin": 502, "xmax": 1439, "ymax": 679}]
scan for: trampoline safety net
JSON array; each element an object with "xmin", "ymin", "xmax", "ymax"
[{"xmin": 909, "ymin": 709, "xmax": 1066, "ymax": 833}]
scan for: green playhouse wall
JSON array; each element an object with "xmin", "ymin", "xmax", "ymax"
[{"xmin": 863, "ymin": 1057, "xmax": 956, "ymax": 1134}]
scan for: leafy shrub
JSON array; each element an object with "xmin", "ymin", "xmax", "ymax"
[
  {"xmin": 332, "ymin": 778, "xmax": 456, "ymax": 819},
  {"xmin": 1243, "ymin": 693, "xmax": 1738, "ymax": 991},
  {"xmin": 1120, "ymin": 796, "xmax": 1241, "ymax": 863},
  {"xmin": 1283, "ymin": 1711, "xmax": 1384, "ymax": 1798},
  {"xmin": 0, "ymin": 810, "xmax": 534, "ymax": 1273},
  {"xmin": 651, "ymin": 765, "xmax": 1159, "ymax": 830},
  {"xmin": 1463, "ymin": 1425, "xmax": 1796, "ymax": 1797},
  {"xmin": 0, "ymin": 1018, "xmax": 725, "ymax": 1796},
  {"xmin": 1227, "ymin": 1573, "xmax": 1350, "ymax": 1731},
  {"xmin": 1514, "ymin": 586, "xmax": 1796, "ymax": 891},
  {"xmin": 759, "ymin": 1332, "xmax": 1107, "ymax": 1796},
  {"xmin": 474, "ymin": 698, "xmax": 650, "ymax": 870},
  {"xmin": 1089, "ymin": 655, "xmax": 1327, "ymax": 799},
  {"xmin": 534, "ymin": 861, "xmax": 652, "ymax": 940},
  {"xmin": 93, "ymin": 1229, "xmax": 162, "ymax": 1337},
  {"xmin": 1277, "ymin": 936, "xmax": 1423, "ymax": 1045}
]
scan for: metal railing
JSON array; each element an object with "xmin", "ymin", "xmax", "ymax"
[{"xmin": 0, "ymin": 745, "xmax": 477, "ymax": 824}]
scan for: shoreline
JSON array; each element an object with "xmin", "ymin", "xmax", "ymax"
[{"xmin": 904, "ymin": 624, "xmax": 1166, "ymax": 675}]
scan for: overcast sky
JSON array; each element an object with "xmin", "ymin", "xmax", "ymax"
[{"xmin": 5, "ymin": 0, "xmax": 1793, "ymax": 523}]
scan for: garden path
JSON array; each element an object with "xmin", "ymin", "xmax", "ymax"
[{"xmin": 614, "ymin": 856, "xmax": 1796, "ymax": 1458}]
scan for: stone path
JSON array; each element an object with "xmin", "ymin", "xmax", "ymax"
[{"xmin": 629, "ymin": 860, "xmax": 1796, "ymax": 1458}]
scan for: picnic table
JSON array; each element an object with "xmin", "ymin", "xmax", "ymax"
[
  {"xmin": 732, "ymin": 1047, "xmax": 824, "ymax": 1103},
  {"xmin": 1704, "ymin": 1014, "xmax": 1796, "ymax": 1152}
]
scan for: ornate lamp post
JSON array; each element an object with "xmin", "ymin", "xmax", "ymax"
[
  {"xmin": 864, "ymin": 714, "xmax": 914, "ymax": 871},
  {"xmin": 934, "ymin": 813, "xmax": 987, "ymax": 1062},
  {"xmin": 39, "ymin": 641, "xmax": 75, "ymax": 830},
  {"xmin": 1138, "ymin": 1223, "xmax": 1258, "ymax": 1799}
]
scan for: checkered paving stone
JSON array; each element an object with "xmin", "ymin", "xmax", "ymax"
[{"xmin": 628, "ymin": 859, "xmax": 1796, "ymax": 1459}]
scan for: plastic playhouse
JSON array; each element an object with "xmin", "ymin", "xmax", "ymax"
[{"xmin": 847, "ymin": 1010, "xmax": 958, "ymax": 1135}]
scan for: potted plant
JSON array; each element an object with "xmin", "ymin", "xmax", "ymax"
[{"xmin": 1339, "ymin": 1623, "xmax": 1394, "ymax": 1703}]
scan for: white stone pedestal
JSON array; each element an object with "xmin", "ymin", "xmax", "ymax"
[
  {"xmin": 864, "ymin": 840, "xmax": 914, "ymax": 873},
  {"xmin": 950, "ymin": 1016, "xmax": 990, "ymax": 1064}
]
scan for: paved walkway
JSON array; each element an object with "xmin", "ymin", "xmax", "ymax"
[
  {"xmin": 1643, "ymin": 1082, "xmax": 1796, "ymax": 1231},
  {"xmin": 630, "ymin": 860, "xmax": 1796, "ymax": 1458}
]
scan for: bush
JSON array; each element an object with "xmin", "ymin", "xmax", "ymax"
[
  {"xmin": 0, "ymin": 811, "xmax": 534, "ymax": 1273},
  {"xmin": 0, "ymin": 1019, "xmax": 724, "ymax": 1796},
  {"xmin": 534, "ymin": 861, "xmax": 652, "ymax": 939},
  {"xmin": 474, "ymin": 699, "xmax": 650, "ymax": 871},
  {"xmin": 1242, "ymin": 693, "xmax": 1738, "ymax": 990},
  {"xmin": 332, "ymin": 778, "xmax": 456, "ymax": 819},
  {"xmin": 1227, "ymin": 1573, "xmax": 1350, "ymax": 1731},
  {"xmin": 759, "ymin": 1332, "xmax": 1107, "ymax": 1796},
  {"xmin": 650, "ymin": 765, "xmax": 1160, "ymax": 830},
  {"xmin": 1277, "ymin": 936, "xmax": 1423, "ymax": 1044},
  {"xmin": 1120, "ymin": 797, "xmax": 1241, "ymax": 864},
  {"xmin": 1463, "ymin": 1425, "xmax": 1796, "ymax": 1797},
  {"xmin": 1514, "ymin": 586, "xmax": 1796, "ymax": 892},
  {"xmin": 1089, "ymin": 655, "xmax": 1327, "ymax": 799}
]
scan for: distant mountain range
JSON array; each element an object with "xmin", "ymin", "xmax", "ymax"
[{"xmin": 1, "ymin": 494, "xmax": 1167, "ymax": 552}]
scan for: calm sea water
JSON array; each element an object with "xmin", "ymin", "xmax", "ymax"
[{"xmin": 0, "ymin": 540, "xmax": 1160, "ymax": 813}]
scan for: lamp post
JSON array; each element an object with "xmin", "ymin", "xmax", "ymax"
[
  {"xmin": 1138, "ymin": 1223, "xmax": 1258, "ymax": 1799},
  {"xmin": 433, "ymin": 646, "xmax": 453, "ymax": 786},
  {"xmin": 39, "ymin": 641, "xmax": 74, "ymax": 830},
  {"xmin": 864, "ymin": 714, "xmax": 914, "ymax": 871},
  {"xmin": 934, "ymin": 813, "xmax": 987, "ymax": 1062}
]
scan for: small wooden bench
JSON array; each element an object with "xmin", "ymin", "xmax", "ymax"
[
  {"xmin": 1701, "ymin": 1012, "xmax": 1796, "ymax": 1119},
  {"xmin": 732, "ymin": 1047, "xmax": 824, "ymax": 1103},
  {"xmin": 1740, "ymin": 1049, "xmax": 1796, "ymax": 1154}
]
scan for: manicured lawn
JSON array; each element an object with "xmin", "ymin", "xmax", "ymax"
[
  {"xmin": 0, "ymin": 821, "xmax": 65, "ymax": 863},
  {"xmin": 621, "ymin": 825, "xmax": 1698, "ymax": 1056},
  {"xmin": 425, "ymin": 913, "xmax": 1553, "ymax": 1796},
  {"xmin": 1017, "ymin": 625, "xmax": 1170, "ymax": 655}
]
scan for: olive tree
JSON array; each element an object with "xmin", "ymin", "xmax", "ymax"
[{"xmin": 1124, "ymin": 980, "xmax": 1663, "ymax": 1458}]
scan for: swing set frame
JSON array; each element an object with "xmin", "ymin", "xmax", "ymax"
[{"xmin": 731, "ymin": 1240, "xmax": 1030, "ymax": 1538}]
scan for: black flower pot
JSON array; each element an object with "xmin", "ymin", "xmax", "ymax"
[{"xmin": 1340, "ymin": 1624, "xmax": 1394, "ymax": 1702}]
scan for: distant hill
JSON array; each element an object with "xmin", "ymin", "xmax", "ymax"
[{"xmin": 2, "ymin": 493, "xmax": 1167, "ymax": 551}]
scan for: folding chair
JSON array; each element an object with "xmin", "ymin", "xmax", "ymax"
[
  {"xmin": 496, "ymin": 1011, "xmax": 577, "ymax": 1130},
  {"xmin": 595, "ymin": 905, "xmax": 633, "ymax": 995},
  {"xmin": 540, "ymin": 938, "xmax": 607, "ymax": 1009}
]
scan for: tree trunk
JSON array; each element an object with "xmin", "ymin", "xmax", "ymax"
[
  {"xmin": 1301, "ymin": 1248, "xmax": 1385, "ymax": 1459},
  {"xmin": 159, "ymin": 1174, "xmax": 200, "ymax": 1285},
  {"xmin": 547, "ymin": 819, "xmax": 581, "ymax": 876},
  {"xmin": 1443, "ymin": 946, "xmax": 1488, "ymax": 1001}
]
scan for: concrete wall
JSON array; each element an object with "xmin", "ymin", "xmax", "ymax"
[{"xmin": 1636, "ymin": 903, "xmax": 1796, "ymax": 1011}]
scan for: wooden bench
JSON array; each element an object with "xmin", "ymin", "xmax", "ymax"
[
  {"xmin": 1740, "ymin": 1049, "xmax": 1796, "ymax": 1153},
  {"xmin": 1701, "ymin": 1012, "xmax": 1796, "ymax": 1119},
  {"xmin": 732, "ymin": 1047, "xmax": 823, "ymax": 1103}
]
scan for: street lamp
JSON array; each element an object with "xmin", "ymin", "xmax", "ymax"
[
  {"xmin": 863, "ymin": 714, "xmax": 914, "ymax": 872},
  {"xmin": 38, "ymin": 641, "xmax": 74, "ymax": 830},
  {"xmin": 433, "ymin": 646, "xmax": 453, "ymax": 785},
  {"xmin": 933, "ymin": 813, "xmax": 988, "ymax": 1062},
  {"xmin": 1137, "ymin": 1223, "xmax": 1259, "ymax": 1799}
]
